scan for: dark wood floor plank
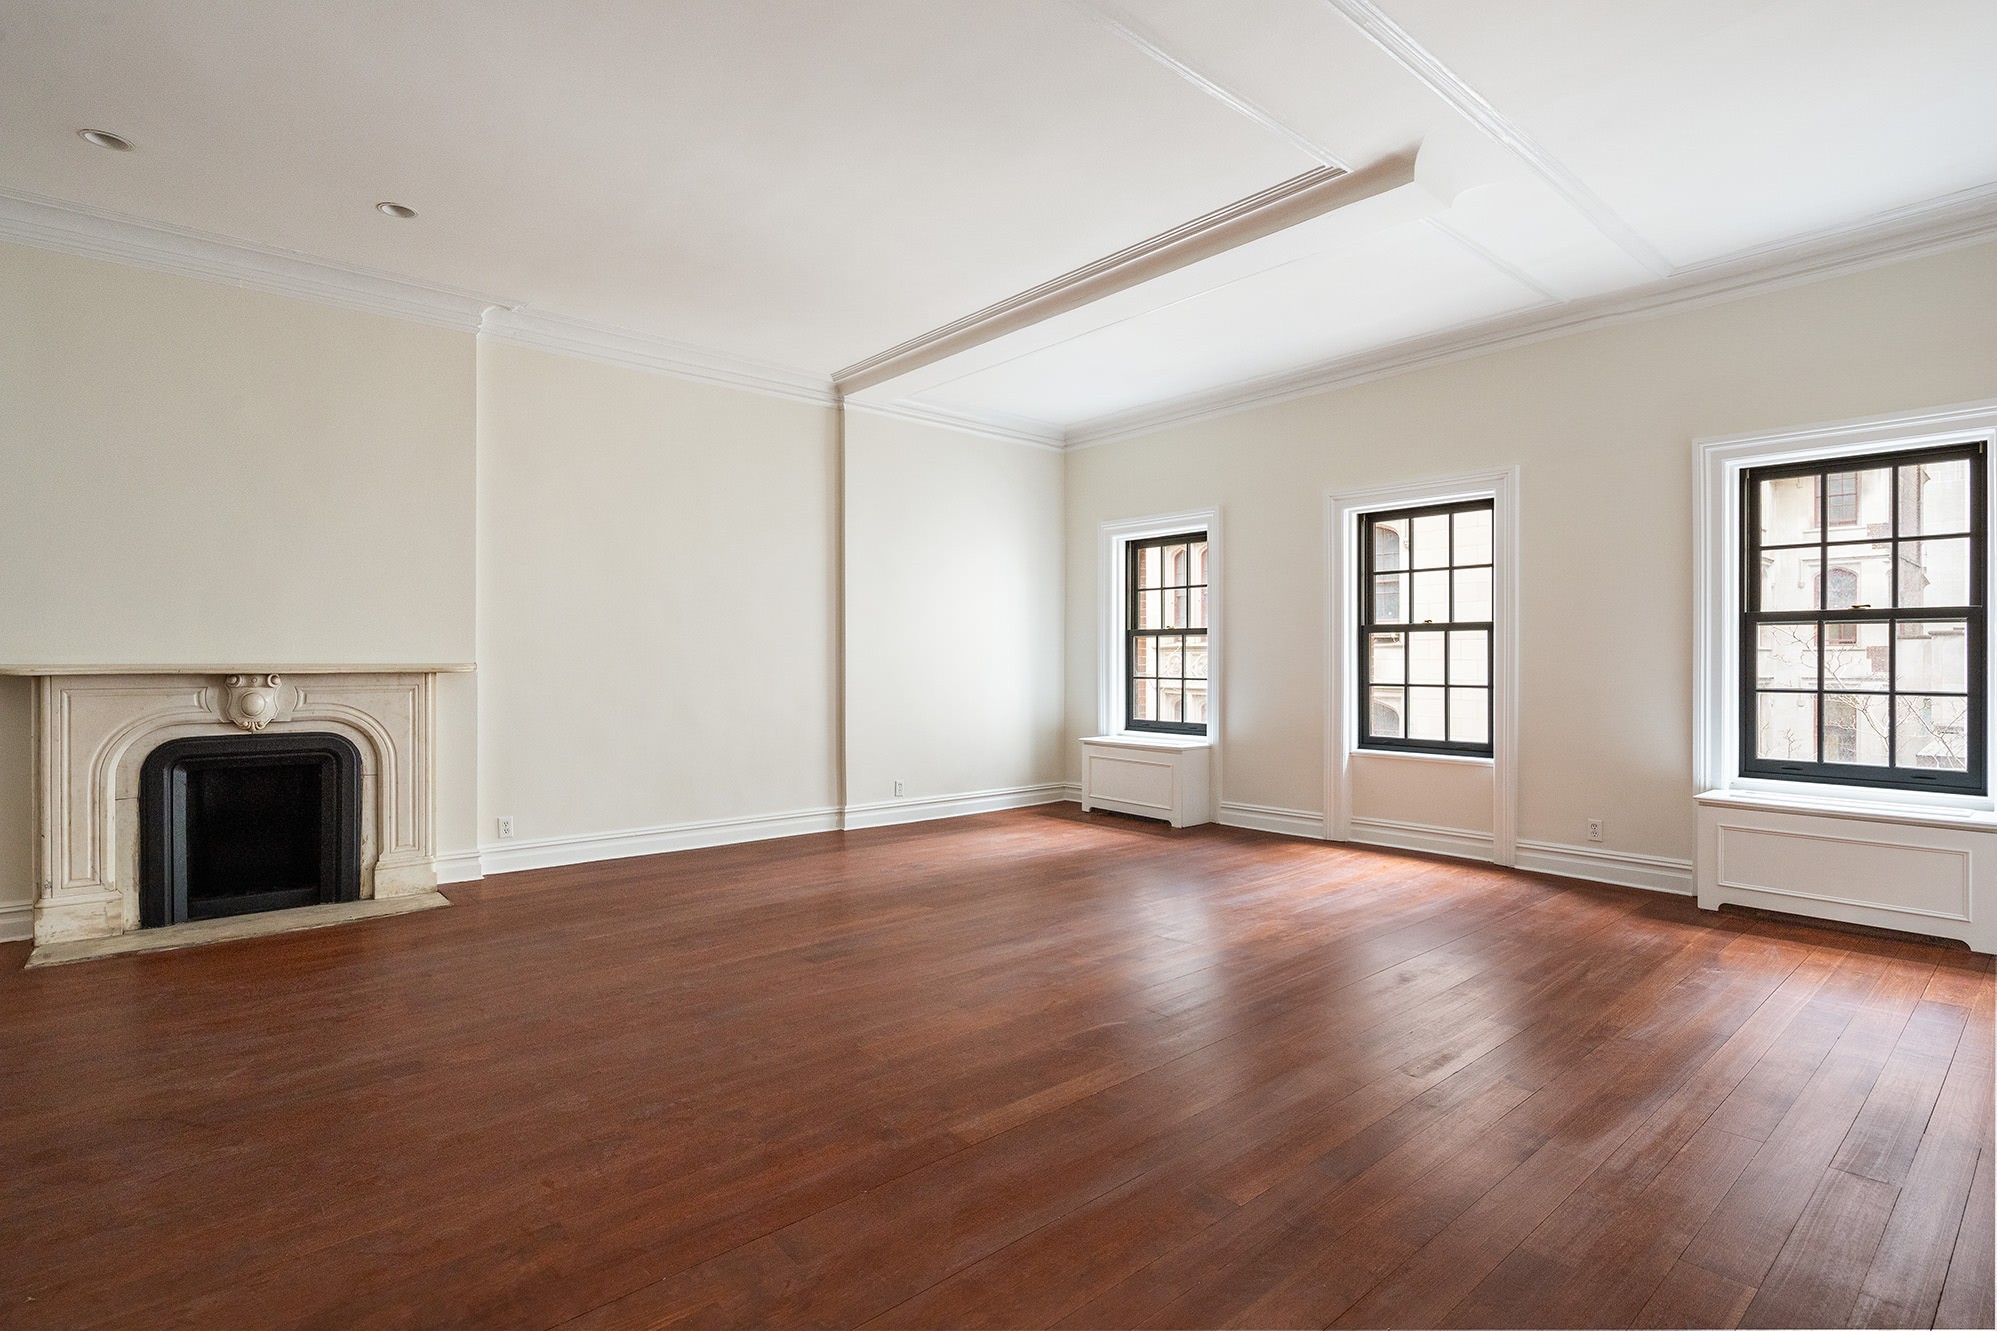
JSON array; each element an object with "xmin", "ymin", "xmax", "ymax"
[
  {"xmin": 1442, "ymin": 1124, "xmax": 1764, "ymax": 1329},
  {"xmin": 1678, "ymin": 954, "xmax": 1938, "ymax": 1289},
  {"xmin": 0, "ymin": 806, "xmax": 1986, "ymax": 1331},
  {"xmin": 1738, "ymin": 1166, "xmax": 1899, "ymax": 1328},
  {"xmin": 1937, "ymin": 1148, "xmax": 1996, "ymax": 1330},
  {"xmin": 1633, "ymin": 1258, "xmax": 1758, "ymax": 1330},
  {"xmin": 1832, "ymin": 998, "xmax": 1968, "ymax": 1185},
  {"xmin": 1327, "ymin": 1140, "xmax": 1606, "ymax": 1328},
  {"xmin": 1848, "ymin": 1032, "xmax": 1991, "ymax": 1329}
]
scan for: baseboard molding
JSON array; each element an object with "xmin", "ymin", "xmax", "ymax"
[
  {"xmin": 1217, "ymin": 801, "xmax": 1327, "ymax": 839},
  {"xmin": 1348, "ymin": 816, "xmax": 1497, "ymax": 862},
  {"xmin": 1061, "ymin": 782, "xmax": 1084, "ymax": 803},
  {"xmin": 480, "ymin": 806, "xmax": 842, "ymax": 875},
  {"xmin": 0, "ymin": 900, "xmax": 32, "ymax": 944},
  {"xmin": 432, "ymin": 851, "xmax": 486, "ymax": 886},
  {"xmin": 842, "ymin": 783, "xmax": 1068, "ymax": 831},
  {"xmin": 1515, "ymin": 839, "xmax": 1695, "ymax": 896}
]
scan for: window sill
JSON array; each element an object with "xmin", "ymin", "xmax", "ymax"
[
  {"xmin": 1352, "ymin": 748, "xmax": 1493, "ymax": 767},
  {"xmin": 1695, "ymin": 787, "xmax": 1997, "ymax": 832},
  {"xmin": 1087, "ymin": 733, "xmax": 1213, "ymax": 751}
]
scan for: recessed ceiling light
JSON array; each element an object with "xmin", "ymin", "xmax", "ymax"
[
  {"xmin": 78, "ymin": 129, "xmax": 133, "ymax": 151},
  {"xmin": 375, "ymin": 201, "xmax": 417, "ymax": 219}
]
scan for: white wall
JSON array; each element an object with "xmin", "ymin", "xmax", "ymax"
[
  {"xmin": 842, "ymin": 409, "xmax": 1066, "ymax": 815},
  {"xmin": 474, "ymin": 340, "xmax": 841, "ymax": 851},
  {"xmin": 1065, "ymin": 238, "xmax": 1997, "ymax": 866}
]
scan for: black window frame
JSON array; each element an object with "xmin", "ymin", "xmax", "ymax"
[
  {"xmin": 1357, "ymin": 499, "xmax": 1495, "ymax": 757},
  {"xmin": 1740, "ymin": 441, "xmax": 1987, "ymax": 795},
  {"xmin": 1125, "ymin": 531, "xmax": 1208, "ymax": 736}
]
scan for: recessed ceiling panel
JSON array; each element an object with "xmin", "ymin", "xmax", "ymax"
[
  {"xmin": 1089, "ymin": 0, "xmax": 1455, "ymax": 167},
  {"xmin": 910, "ymin": 219, "xmax": 1546, "ymax": 425},
  {"xmin": 1377, "ymin": 0, "xmax": 1997, "ymax": 265},
  {"xmin": 1437, "ymin": 177, "xmax": 1660, "ymax": 302},
  {"xmin": 0, "ymin": 0, "xmax": 1316, "ymax": 371}
]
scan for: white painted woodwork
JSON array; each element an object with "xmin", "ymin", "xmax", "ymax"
[
  {"xmin": 1696, "ymin": 793, "xmax": 1994, "ymax": 953},
  {"xmin": 1080, "ymin": 736, "xmax": 1213, "ymax": 829}
]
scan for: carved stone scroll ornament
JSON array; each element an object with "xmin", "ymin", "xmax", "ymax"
[{"xmin": 220, "ymin": 674, "xmax": 286, "ymax": 732}]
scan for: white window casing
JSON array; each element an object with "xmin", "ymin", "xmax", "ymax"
[
  {"xmin": 1096, "ymin": 507, "xmax": 1220, "ymax": 790},
  {"xmin": 1693, "ymin": 398, "xmax": 1997, "ymax": 953},
  {"xmin": 1326, "ymin": 469, "xmax": 1519, "ymax": 864}
]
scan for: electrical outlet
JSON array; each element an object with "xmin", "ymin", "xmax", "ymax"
[
  {"xmin": 1586, "ymin": 818, "xmax": 1604, "ymax": 842},
  {"xmin": 497, "ymin": 815, "xmax": 515, "ymax": 839},
  {"xmin": 893, "ymin": 780, "xmax": 904, "ymax": 798}
]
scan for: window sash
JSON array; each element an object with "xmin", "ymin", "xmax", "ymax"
[
  {"xmin": 1357, "ymin": 500, "xmax": 1494, "ymax": 756},
  {"xmin": 1126, "ymin": 532, "xmax": 1208, "ymax": 735},
  {"xmin": 1740, "ymin": 443, "xmax": 1987, "ymax": 794}
]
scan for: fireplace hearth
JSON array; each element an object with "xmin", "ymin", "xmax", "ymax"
[{"xmin": 140, "ymin": 733, "xmax": 363, "ymax": 927}]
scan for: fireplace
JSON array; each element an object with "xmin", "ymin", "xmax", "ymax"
[
  {"xmin": 139, "ymin": 733, "xmax": 363, "ymax": 927},
  {"xmin": 16, "ymin": 667, "xmax": 460, "ymax": 950}
]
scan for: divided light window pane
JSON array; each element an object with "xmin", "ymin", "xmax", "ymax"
[
  {"xmin": 1741, "ymin": 442, "xmax": 1986, "ymax": 794},
  {"xmin": 1358, "ymin": 498, "xmax": 1494, "ymax": 757},
  {"xmin": 1125, "ymin": 531, "xmax": 1208, "ymax": 736}
]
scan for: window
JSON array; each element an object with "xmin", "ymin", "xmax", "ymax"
[
  {"xmin": 1358, "ymin": 500, "xmax": 1494, "ymax": 755},
  {"xmin": 1126, "ymin": 532, "xmax": 1208, "ymax": 734},
  {"xmin": 1743, "ymin": 443, "xmax": 1985, "ymax": 793}
]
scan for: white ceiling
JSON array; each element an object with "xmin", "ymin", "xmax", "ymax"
[{"xmin": 3, "ymin": 0, "xmax": 1995, "ymax": 441}]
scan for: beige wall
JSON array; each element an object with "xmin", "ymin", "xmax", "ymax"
[
  {"xmin": 0, "ymin": 242, "xmax": 479, "ymax": 927},
  {"xmin": 1065, "ymin": 238, "xmax": 1997, "ymax": 862},
  {"xmin": 7, "ymin": 227, "xmax": 1995, "ymax": 936},
  {"xmin": 843, "ymin": 410, "xmax": 1066, "ymax": 809},
  {"xmin": 0, "ymin": 243, "xmax": 476, "ymax": 665},
  {"xmin": 474, "ymin": 340, "xmax": 840, "ymax": 844}
]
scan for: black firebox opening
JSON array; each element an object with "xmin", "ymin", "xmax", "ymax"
[{"xmin": 140, "ymin": 733, "xmax": 362, "ymax": 928}]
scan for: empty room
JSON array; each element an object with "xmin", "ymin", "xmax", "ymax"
[{"xmin": 3, "ymin": 2, "xmax": 1995, "ymax": 1328}]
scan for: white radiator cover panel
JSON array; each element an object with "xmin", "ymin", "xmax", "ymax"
[
  {"xmin": 1696, "ymin": 793, "xmax": 1994, "ymax": 952},
  {"xmin": 1079, "ymin": 736, "xmax": 1211, "ymax": 828}
]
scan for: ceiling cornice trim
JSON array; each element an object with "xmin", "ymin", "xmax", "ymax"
[
  {"xmin": 0, "ymin": 187, "xmax": 838, "ymax": 407},
  {"xmin": 1321, "ymin": 0, "xmax": 1675, "ymax": 278},
  {"xmin": 478, "ymin": 307, "xmax": 834, "ymax": 405},
  {"xmin": 842, "ymin": 399, "xmax": 1067, "ymax": 452},
  {"xmin": 834, "ymin": 156, "xmax": 1416, "ymax": 395},
  {"xmin": 1064, "ymin": 185, "xmax": 1997, "ymax": 450},
  {"xmin": 0, "ymin": 187, "xmax": 495, "ymax": 330}
]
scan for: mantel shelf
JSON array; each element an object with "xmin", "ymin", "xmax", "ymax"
[{"xmin": 0, "ymin": 663, "xmax": 476, "ymax": 676}]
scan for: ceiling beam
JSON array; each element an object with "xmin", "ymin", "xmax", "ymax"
[{"xmin": 835, "ymin": 153, "xmax": 1414, "ymax": 395}]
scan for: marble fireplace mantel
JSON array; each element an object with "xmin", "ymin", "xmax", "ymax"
[{"xmin": 5, "ymin": 664, "xmax": 472, "ymax": 950}]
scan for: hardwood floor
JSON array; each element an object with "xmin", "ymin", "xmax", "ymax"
[{"xmin": 1, "ymin": 805, "xmax": 1990, "ymax": 1330}]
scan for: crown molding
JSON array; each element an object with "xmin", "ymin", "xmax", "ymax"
[
  {"xmin": 834, "ymin": 156, "xmax": 1420, "ymax": 395},
  {"xmin": 477, "ymin": 307, "xmax": 834, "ymax": 405},
  {"xmin": 1321, "ymin": 0, "xmax": 1674, "ymax": 278},
  {"xmin": 842, "ymin": 398, "xmax": 1067, "ymax": 451},
  {"xmin": 1066, "ymin": 184, "xmax": 1997, "ymax": 449},
  {"xmin": 0, "ymin": 186, "xmax": 838, "ymax": 406},
  {"xmin": 0, "ymin": 187, "xmax": 495, "ymax": 330}
]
